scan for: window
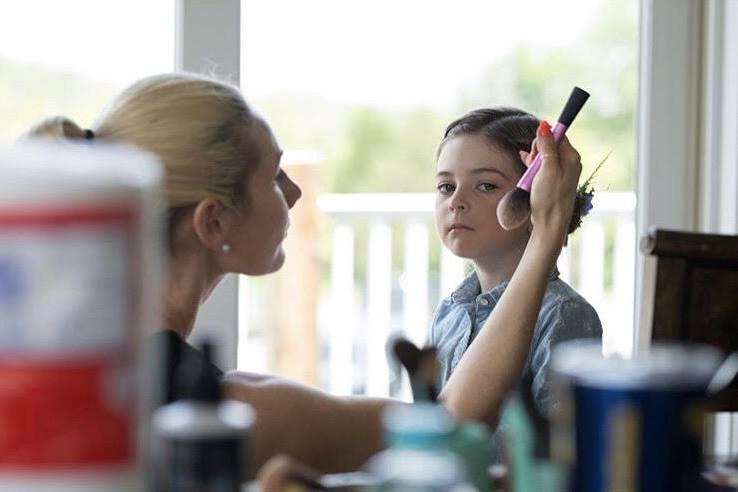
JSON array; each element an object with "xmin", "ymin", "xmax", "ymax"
[
  {"xmin": 239, "ymin": 0, "xmax": 639, "ymax": 396},
  {"xmin": 0, "ymin": 0, "xmax": 174, "ymax": 143}
]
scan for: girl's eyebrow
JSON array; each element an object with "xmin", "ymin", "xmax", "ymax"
[
  {"xmin": 470, "ymin": 166, "xmax": 509, "ymax": 179},
  {"xmin": 436, "ymin": 166, "xmax": 510, "ymax": 180}
]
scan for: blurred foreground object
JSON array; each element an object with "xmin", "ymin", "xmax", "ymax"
[
  {"xmin": 152, "ymin": 340, "xmax": 254, "ymax": 492},
  {"xmin": 0, "ymin": 142, "xmax": 162, "ymax": 491},
  {"xmin": 551, "ymin": 340, "xmax": 734, "ymax": 492},
  {"xmin": 362, "ymin": 403, "xmax": 478, "ymax": 491}
]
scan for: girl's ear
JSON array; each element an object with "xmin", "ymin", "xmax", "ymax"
[{"xmin": 191, "ymin": 197, "xmax": 234, "ymax": 251}]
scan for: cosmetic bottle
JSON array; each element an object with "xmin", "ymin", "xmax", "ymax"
[
  {"xmin": 363, "ymin": 403, "xmax": 476, "ymax": 491},
  {"xmin": 151, "ymin": 341, "xmax": 254, "ymax": 492}
]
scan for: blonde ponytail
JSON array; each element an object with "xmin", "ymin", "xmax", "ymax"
[
  {"xmin": 23, "ymin": 73, "xmax": 257, "ymax": 212},
  {"xmin": 22, "ymin": 116, "xmax": 89, "ymax": 142}
]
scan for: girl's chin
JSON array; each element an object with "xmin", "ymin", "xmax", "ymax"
[{"xmin": 444, "ymin": 241, "xmax": 481, "ymax": 260}]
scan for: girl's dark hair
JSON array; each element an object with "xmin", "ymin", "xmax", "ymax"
[
  {"xmin": 439, "ymin": 107, "xmax": 590, "ymax": 235},
  {"xmin": 439, "ymin": 107, "xmax": 539, "ymax": 173}
]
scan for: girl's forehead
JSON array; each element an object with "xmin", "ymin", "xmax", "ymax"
[{"xmin": 436, "ymin": 134, "xmax": 518, "ymax": 176}]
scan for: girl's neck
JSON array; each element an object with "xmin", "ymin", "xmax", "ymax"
[
  {"xmin": 163, "ymin": 248, "xmax": 223, "ymax": 340},
  {"xmin": 473, "ymin": 241, "xmax": 528, "ymax": 293}
]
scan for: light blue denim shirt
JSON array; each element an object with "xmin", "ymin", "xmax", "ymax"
[{"xmin": 429, "ymin": 269, "xmax": 602, "ymax": 417}]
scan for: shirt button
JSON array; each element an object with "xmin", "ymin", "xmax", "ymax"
[{"xmin": 479, "ymin": 298, "xmax": 489, "ymax": 306}]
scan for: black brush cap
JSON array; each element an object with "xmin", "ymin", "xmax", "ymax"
[
  {"xmin": 176, "ymin": 340, "xmax": 222, "ymax": 403},
  {"xmin": 557, "ymin": 86, "xmax": 590, "ymax": 127},
  {"xmin": 392, "ymin": 338, "xmax": 420, "ymax": 373}
]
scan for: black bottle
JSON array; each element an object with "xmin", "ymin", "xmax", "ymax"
[{"xmin": 151, "ymin": 341, "xmax": 254, "ymax": 492}]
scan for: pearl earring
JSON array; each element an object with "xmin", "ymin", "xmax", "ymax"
[{"xmin": 221, "ymin": 243, "xmax": 231, "ymax": 253}]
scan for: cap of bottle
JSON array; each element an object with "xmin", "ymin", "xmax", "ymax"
[
  {"xmin": 382, "ymin": 403, "xmax": 456, "ymax": 449},
  {"xmin": 175, "ymin": 340, "xmax": 222, "ymax": 403}
]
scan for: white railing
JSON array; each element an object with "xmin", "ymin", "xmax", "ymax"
[
  {"xmin": 238, "ymin": 191, "xmax": 636, "ymax": 398},
  {"xmin": 316, "ymin": 192, "xmax": 636, "ymax": 397}
]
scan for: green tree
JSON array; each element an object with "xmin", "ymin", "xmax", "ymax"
[{"xmin": 0, "ymin": 58, "xmax": 116, "ymax": 143}]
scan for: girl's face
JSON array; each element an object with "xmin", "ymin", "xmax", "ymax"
[
  {"xmin": 435, "ymin": 134, "xmax": 530, "ymax": 261},
  {"xmin": 227, "ymin": 117, "xmax": 301, "ymax": 275}
]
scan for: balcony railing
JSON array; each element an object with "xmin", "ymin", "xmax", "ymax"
[{"xmin": 239, "ymin": 191, "xmax": 636, "ymax": 399}]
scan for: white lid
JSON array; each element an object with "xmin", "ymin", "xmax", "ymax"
[
  {"xmin": 153, "ymin": 400, "xmax": 255, "ymax": 440},
  {"xmin": 0, "ymin": 141, "xmax": 162, "ymax": 205},
  {"xmin": 551, "ymin": 340, "xmax": 723, "ymax": 390}
]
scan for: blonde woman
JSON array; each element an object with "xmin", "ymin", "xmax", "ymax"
[{"xmin": 25, "ymin": 73, "xmax": 583, "ymax": 479}]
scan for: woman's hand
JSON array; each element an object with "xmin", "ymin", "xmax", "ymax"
[
  {"xmin": 520, "ymin": 121, "xmax": 582, "ymax": 243},
  {"xmin": 223, "ymin": 370, "xmax": 387, "ymax": 473},
  {"xmin": 257, "ymin": 454, "xmax": 323, "ymax": 492}
]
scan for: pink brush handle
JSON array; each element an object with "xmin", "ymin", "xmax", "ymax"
[{"xmin": 516, "ymin": 122, "xmax": 568, "ymax": 192}]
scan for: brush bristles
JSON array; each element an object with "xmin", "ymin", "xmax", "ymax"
[
  {"xmin": 497, "ymin": 187, "xmax": 531, "ymax": 230},
  {"xmin": 392, "ymin": 339, "xmax": 420, "ymax": 373}
]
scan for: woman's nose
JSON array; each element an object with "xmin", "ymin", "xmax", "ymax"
[{"xmin": 283, "ymin": 174, "xmax": 302, "ymax": 208}]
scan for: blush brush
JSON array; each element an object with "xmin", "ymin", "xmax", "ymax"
[
  {"xmin": 392, "ymin": 337, "xmax": 439, "ymax": 402},
  {"xmin": 496, "ymin": 86, "xmax": 590, "ymax": 230}
]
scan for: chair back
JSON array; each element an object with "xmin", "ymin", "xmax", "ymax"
[{"xmin": 640, "ymin": 228, "xmax": 738, "ymax": 410}]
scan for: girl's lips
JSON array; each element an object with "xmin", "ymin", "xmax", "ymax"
[{"xmin": 448, "ymin": 223, "xmax": 474, "ymax": 232}]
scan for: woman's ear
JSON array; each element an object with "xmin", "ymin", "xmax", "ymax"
[{"xmin": 191, "ymin": 197, "xmax": 234, "ymax": 251}]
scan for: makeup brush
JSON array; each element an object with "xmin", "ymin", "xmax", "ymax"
[
  {"xmin": 496, "ymin": 86, "xmax": 590, "ymax": 230},
  {"xmin": 392, "ymin": 337, "xmax": 440, "ymax": 402}
]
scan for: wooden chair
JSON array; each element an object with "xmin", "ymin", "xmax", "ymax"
[{"xmin": 640, "ymin": 228, "xmax": 738, "ymax": 410}]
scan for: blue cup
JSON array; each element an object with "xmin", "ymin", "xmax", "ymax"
[{"xmin": 550, "ymin": 341, "xmax": 723, "ymax": 492}]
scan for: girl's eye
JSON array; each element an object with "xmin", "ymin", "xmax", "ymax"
[
  {"xmin": 275, "ymin": 169, "xmax": 286, "ymax": 181},
  {"xmin": 437, "ymin": 183, "xmax": 455, "ymax": 194},
  {"xmin": 477, "ymin": 182, "xmax": 498, "ymax": 192}
]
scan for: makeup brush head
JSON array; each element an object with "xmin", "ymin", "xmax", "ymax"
[
  {"xmin": 392, "ymin": 338, "xmax": 421, "ymax": 374},
  {"xmin": 497, "ymin": 187, "xmax": 531, "ymax": 230},
  {"xmin": 417, "ymin": 349, "xmax": 440, "ymax": 385}
]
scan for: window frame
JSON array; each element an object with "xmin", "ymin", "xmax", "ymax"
[
  {"xmin": 175, "ymin": 0, "xmax": 241, "ymax": 370},
  {"xmin": 635, "ymin": 0, "xmax": 738, "ymax": 349}
]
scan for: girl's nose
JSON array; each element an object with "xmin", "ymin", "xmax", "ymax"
[{"xmin": 449, "ymin": 191, "xmax": 468, "ymax": 212}]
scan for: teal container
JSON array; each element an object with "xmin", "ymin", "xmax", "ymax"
[{"xmin": 362, "ymin": 403, "xmax": 476, "ymax": 491}]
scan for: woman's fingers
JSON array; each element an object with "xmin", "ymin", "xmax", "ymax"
[
  {"xmin": 518, "ymin": 150, "xmax": 530, "ymax": 167},
  {"xmin": 534, "ymin": 121, "xmax": 559, "ymax": 170},
  {"xmin": 532, "ymin": 124, "xmax": 581, "ymax": 189},
  {"xmin": 529, "ymin": 139, "xmax": 538, "ymax": 164},
  {"xmin": 258, "ymin": 455, "xmax": 324, "ymax": 492},
  {"xmin": 558, "ymin": 136, "xmax": 582, "ymax": 172},
  {"xmin": 527, "ymin": 121, "xmax": 583, "ymax": 233}
]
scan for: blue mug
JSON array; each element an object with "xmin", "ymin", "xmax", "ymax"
[{"xmin": 550, "ymin": 341, "xmax": 733, "ymax": 492}]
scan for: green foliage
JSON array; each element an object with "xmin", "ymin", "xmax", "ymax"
[
  {"xmin": 2, "ymin": 0, "xmax": 637, "ymax": 198},
  {"xmin": 256, "ymin": 0, "xmax": 637, "ymax": 195},
  {"xmin": 0, "ymin": 58, "xmax": 118, "ymax": 143}
]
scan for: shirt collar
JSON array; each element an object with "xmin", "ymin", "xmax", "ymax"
[
  {"xmin": 449, "ymin": 272, "xmax": 481, "ymax": 304},
  {"xmin": 448, "ymin": 266, "xmax": 560, "ymax": 305}
]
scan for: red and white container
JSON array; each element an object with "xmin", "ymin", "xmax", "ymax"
[{"xmin": 0, "ymin": 142, "xmax": 163, "ymax": 491}]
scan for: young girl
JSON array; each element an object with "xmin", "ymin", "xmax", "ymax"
[{"xmin": 431, "ymin": 108, "xmax": 602, "ymax": 428}]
